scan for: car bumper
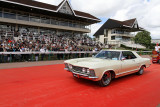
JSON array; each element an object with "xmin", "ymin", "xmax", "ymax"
[
  {"xmin": 152, "ymin": 58, "xmax": 158, "ymax": 63},
  {"xmin": 64, "ymin": 68, "xmax": 98, "ymax": 81}
]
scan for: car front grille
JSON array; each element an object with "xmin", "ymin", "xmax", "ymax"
[
  {"xmin": 72, "ymin": 65, "xmax": 88, "ymax": 75},
  {"xmin": 72, "ymin": 66, "xmax": 83, "ymax": 72}
]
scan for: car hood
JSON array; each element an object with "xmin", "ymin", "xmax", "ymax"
[{"xmin": 64, "ymin": 57, "xmax": 119, "ymax": 69}]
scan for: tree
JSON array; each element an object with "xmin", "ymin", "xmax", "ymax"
[{"xmin": 134, "ymin": 31, "xmax": 151, "ymax": 48}]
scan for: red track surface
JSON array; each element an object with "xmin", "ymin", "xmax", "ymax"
[{"xmin": 0, "ymin": 64, "xmax": 160, "ymax": 107}]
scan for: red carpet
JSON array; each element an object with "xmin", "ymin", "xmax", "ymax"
[{"xmin": 0, "ymin": 64, "xmax": 160, "ymax": 107}]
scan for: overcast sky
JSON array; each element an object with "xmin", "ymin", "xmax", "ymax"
[{"xmin": 36, "ymin": 0, "xmax": 160, "ymax": 39}]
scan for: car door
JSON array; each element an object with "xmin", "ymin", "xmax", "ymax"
[{"xmin": 120, "ymin": 51, "xmax": 139, "ymax": 75}]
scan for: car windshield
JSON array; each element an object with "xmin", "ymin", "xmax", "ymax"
[{"xmin": 95, "ymin": 51, "xmax": 120, "ymax": 60}]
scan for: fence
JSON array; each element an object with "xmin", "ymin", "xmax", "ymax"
[
  {"xmin": 0, "ymin": 51, "xmax": 98, "ymax": 63},
  {"xmin": 0, "ymin": 51, "xmax": 153, "ymax": 63}
]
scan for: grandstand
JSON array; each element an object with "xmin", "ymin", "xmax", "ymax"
[
  {"xmin": 0, "ymin": 0, "xmax": 100, "ymax": 41},
  {"xmin": 0, "ymin": 0, "xmax": 102, "ymax": 63},
  {"xmin": 94, "ymin": 18, "xmax": 145, "ymax": 49}
]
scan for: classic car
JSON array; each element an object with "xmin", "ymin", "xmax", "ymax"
[{"xmin": 64, "ymin": 50, "xmax": 151, "ymax": 87}]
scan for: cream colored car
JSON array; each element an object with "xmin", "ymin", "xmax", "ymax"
[{"xmin": 64, "ymin": 50, "xmax": 151, "ymax": 86}]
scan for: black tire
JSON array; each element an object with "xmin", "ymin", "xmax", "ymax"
[
  {"xmin": 158, "ymin": 60, "xmax": 160, "ymax": 64},
  {"xmin": 137, "ymin": 66, "xmax": 144, "ymax": 75},
  {"xmin": 98, "ymin": 71, "xmax": 112, "ymax": 87}
]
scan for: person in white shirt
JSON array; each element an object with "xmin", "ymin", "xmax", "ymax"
[
  {"xmin": 155, "ymin": 43, "xmax": 160, "ymax": 53},
  {"xmin": 40, "ymin": 47, "xmax": 45, "ymax": 60}
]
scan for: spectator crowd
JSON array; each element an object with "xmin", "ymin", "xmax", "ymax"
[{"xmin": 0, "ymin": 34, "xmax": 102, "ymax": 63}]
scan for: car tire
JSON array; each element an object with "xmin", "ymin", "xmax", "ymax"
[
  {"xmin": 158, "ymin": 60, "xmax": 160, "ymax": 64},
  {"xmin": 98, "ymin": 71, "xmax": 112, "ymax": 87},
  {"xmin": 137, "ymin": 66, "xmax": 144, "ymax": 75}
]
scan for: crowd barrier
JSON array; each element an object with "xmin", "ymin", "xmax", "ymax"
[
  {"xmin": 0, "ymin": 51, "xmax": 99, "ymax": 63},
  {"xmin": 0, "ymin": 51, "xmax": 98, "ymax": 55},
  {"xmin": 0, "ymin": 51, "xmax": 152, "ymax": 63}
]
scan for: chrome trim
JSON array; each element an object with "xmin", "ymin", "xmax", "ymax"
[
  {"xmin": 64, "ymin": 68, "xmax": 69, "ymax": 70},
  {"xmin": 65, "ymin": 67, "xmax": 98, "ymax": 79},
  {"xmin": 116, "ymin": 68, "xmax": 139, "ymax": 76},
  {"xmin": 72, "ymin": 71, "xmax": 98, "ymax": 79}
]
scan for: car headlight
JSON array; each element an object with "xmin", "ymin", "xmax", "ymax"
[
  {"xmin": 69, "ymin": 64, "xmax": 73, "ymax": 69},
  {"xmin": 65, "ymin": 63, "xmax": 69, "ymax": 68},
  {"xmin": 88, "ymin": 69, "xmax": 96, "ymax": 77}
]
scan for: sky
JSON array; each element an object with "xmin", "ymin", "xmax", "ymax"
[{"xmin": 36, "ymin": 0, "xmax": 160, "ymax": 39}]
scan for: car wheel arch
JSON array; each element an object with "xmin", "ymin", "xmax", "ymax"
[
  {"xmin": 140, "ymin": 64, "xmax": 146, "ymax": 69},
  {"xmin": 101, "ymin": 70, "xmax": 116, "ymax": 79}
]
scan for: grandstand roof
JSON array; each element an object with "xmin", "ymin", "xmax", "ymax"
[
  {"xmin": 0, "ymin": 0, "xmax": 100, "ymax": 23},
  {"xmin": 94, "ymin": 18, "xmax": 144, "ymax": 36}
]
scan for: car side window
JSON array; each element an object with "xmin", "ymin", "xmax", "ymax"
[{"xmin": 122, "ymin": 51, "xmax": 137, "ymax": 60}]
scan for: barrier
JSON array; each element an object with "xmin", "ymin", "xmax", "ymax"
[
  {"xmin": 0, "ymin": 51, "xmax": 98, "ymax": 55},
  {"xmin": 0, "ymin": 51, "xmax": 99, "ymax": 63},
  {"xmin": 0, "ymin": 51, "xmax": 152, "ymax": 63}
]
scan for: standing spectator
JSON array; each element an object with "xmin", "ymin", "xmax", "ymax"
[
  {"xmin": 0, "ymin": 45, "xmax": 3, "ymax": 63},
  {"xmin": 20, "ymin": 46, "xmax": 25, "ymax": 61},
  {"xmin": 7, "ymin": 46, "xmax": 13, "ymax": 62},
  {"xmin": 40, "ymin": 46, "xmax": 45, "ymax": 61},
  {"xmin": 3, "ymin": 48, "xmax": 8, "ymax": 63},
  {"xmin": 35, "ymin": 48, "xmax": 39, "ymax": 61}
]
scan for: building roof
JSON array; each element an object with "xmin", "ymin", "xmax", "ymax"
[
  {"xmin": 94, "ymin": 18, "xmax": 144, "ymax": 36},
  {"xmin": 1, "ymin": 0, "xmax": 100, "ymax": 22}
]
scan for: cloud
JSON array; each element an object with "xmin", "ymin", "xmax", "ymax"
[{"xmin": 71, "ymin": 0, "xmax": 160, "ymax": 39}]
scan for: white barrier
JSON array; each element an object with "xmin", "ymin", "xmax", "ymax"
[{"xmin": 0, "ymin": 51, "xmax": 99, "ymax": 55}]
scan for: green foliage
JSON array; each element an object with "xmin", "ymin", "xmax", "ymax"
[{"xmin": 134, "ymin": 31, "xmax": 151, "ymax": 48}]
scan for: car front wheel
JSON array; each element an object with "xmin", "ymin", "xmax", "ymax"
[
  {"xmin": 98, "ymin": 71, "xmax": 112, "ymax": 87},
  {"xmin": 137, "ymin": 66, "xmax": 144, "ymax": 75}
]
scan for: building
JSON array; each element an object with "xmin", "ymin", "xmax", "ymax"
[
  {"xmin": 0, "ymin": 0, "xmax": 100, "ymax": 41},
  {"xmin": 94, "ymin": 18, "xmax": 144, "ymax": 47}
]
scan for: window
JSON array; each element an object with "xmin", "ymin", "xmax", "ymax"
[
  {"xmin": 59, "ymin": 21, "xmax": 68, "ymax": 26},
  {"xmin": 122, "ymin": 51, "xmax": 137, "ymax": 60},
  {"xmin": 41, "ymin": 17, "xmax": 50, "ymax": 24},
  {"xmin": 68, "ymin": 22, "xmax": 72, "ymax": 27},
  {"xmin": 3, "ymin": 12, "xmax": 16, "ymax": 19},
  {"xmin": 30, "ymin": 16, "xmax": 40, "ymax": 23},
  {"xmin": 104, "ymin": 38, "xmax": 108, "ymax": 44},
  {"xmin": 104, "ymin": 29, "xmax": 108, "ymax": 37},
  {"xmin": 0, "ymin": 11, "xmax": 2, "ymax": 17},
  {"xmin": 95, "ymin": 51, "xmax": 120, "ymax": 60},
  {"xmin": 115, "ymin": 36, "xmax": 122, "ymax": 40},
  {"xmin": 0, "ymin": 9, "xmax": 2, "ymax": 17},
  {"xmin": 111, "ymin": 29, "xmax": 115, "ymax": 34},
  {"xmin": 51, "ymin": 19, "xmax": 59, "ymax": 25},
  {"xmin": 17, "ymin": 13, "xmax": 29, "ymax": 21},
  {"xmin": 111, "ymin": 36, "xmax": 115, "ymax": 40}
]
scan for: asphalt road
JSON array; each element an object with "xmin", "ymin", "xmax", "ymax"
[{"xmin": 0, "ymin": 63, "xmax": 159, "ymax": 107}]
